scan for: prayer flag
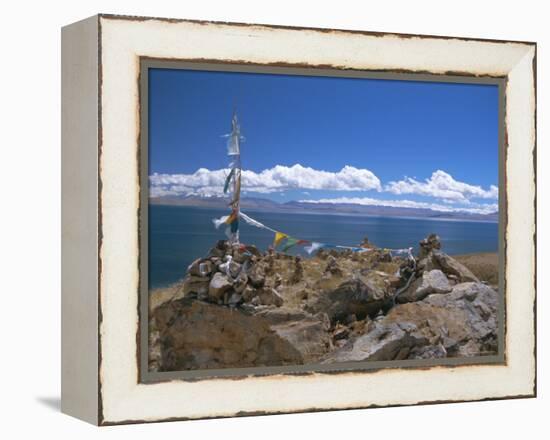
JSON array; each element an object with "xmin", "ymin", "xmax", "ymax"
[
  {"xmin": 281, "ymin": 237, "xmax": 299, "ymax": 252},
  {"xmin": 223, "ymin": 168, "xmax": 236, "ymax": 193},
  {"xmin": 273, "ymin": 232, "xmax": 288, "ymax": 247},
  {"xmin": 304, "ymin": 242, "xmax": 324, "ymax": 255}
]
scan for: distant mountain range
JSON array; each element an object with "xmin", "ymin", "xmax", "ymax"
[{"xmin": 149, "ymin": 195, "xmax": 498, "ymax": 222}]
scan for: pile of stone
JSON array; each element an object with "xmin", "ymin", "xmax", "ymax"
[
  {"xmin": 149, "ymin": 234, "xmax": 499, "ymax": 372},
  {"xmin": 178, "ymin": 240, "xmax": 284, "ymax": 308}
]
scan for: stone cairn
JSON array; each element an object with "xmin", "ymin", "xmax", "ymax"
[{"xmin": 180, "ymin": 240, "xmax": 284, "ymax": 308}]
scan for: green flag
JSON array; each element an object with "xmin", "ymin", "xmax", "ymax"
[{"xmin": 223, "ymin": 168, "xmax": 236, "ymax": 193}]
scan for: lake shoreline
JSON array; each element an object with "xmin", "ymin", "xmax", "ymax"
[
  {"xmin": 149, "ymin": 205, "xmax": 499, "ymax": 288},
  {"xmin": 151, "ymin": 199, "xmax": 499, "ymax": 224}
]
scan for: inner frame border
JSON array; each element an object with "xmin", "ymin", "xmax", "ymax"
[{"xmin": 138, "ymin": 58, "xmax": 507, "ymax": 384}]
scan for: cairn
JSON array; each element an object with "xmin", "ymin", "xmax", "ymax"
[{"xmin": 181, "ymin": 241, "xmax": 283, "ymax": 308}]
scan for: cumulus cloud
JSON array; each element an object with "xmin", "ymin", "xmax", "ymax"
[
  {"xmin": 150, "ymin": 164, "xmax": 381, "ymax": 197},
  {"xmin": 150, "ymin": 165, "xmax": 498, "ymax": 215},
  {"xmin": 385, "ymin": 170, "xmax": 498, "ymax": 202},
  {"xmin": 299, "ymin": 196, "xmax": 498, "ymax": 215}
]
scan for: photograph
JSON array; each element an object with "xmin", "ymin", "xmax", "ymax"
[{"xmin": 145, "ymin": 66, "xmax": 502, "ymax": 373}]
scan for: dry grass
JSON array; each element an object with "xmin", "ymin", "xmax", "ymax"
[
  {"xmin": 454, "ymin": 252, "xmax": 499, "ymax": 286},
  {"xmin": 150, "ymin": 283, "xmax": 182, "ymax": 312}
]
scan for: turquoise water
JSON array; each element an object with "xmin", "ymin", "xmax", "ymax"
[{"xmin": 149, "ymin": 205, "xmax": 498, "ymax": 289}]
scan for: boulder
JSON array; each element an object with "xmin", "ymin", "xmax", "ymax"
[
  {"xmin": 207, "ymin": 240, "xmax": 229, "ymax": 258},
  {"xmin": 247, "ymin": 264, "xmax": 266, "ymax": 288},
  {"xmin": 208, "ymin": 272, "xmax": 233, "ymax": 301},
  {"xmin": 181, "ymin": 275, "xmax": 211, "ymax": 298},
  {"xmin": 228, "ymin": 260, "xmax": 242, "ymax": 278},
  {"xmin": 384, "ymin": 282, "xmax": 498, "ymax": 357},
  {"xmin": 241, "ymin": 285, "xmax": 257, "ymax": 302},
  {"xmin": 233, "ymin": 272, "xmax": 248, "ymax": 293},
  {"xmin": 432, "ymin": 251, "xmax": 479, "ymax": 283},
  {"xmin": 187, "ymin": 259, "xmax": 214, "ymax": 277},
  {"xmin": 227, "ymin": 292, "xmax": 242, "ymax": 307},
  {"xmin": 322, "ymin": 322, "xmax": 428, "ymax": 363},
  {"xmin": 244, "ymin": 244, "xmax": 262, "ymax": 257},
  {"xmin": 152, "ymin": 298, "xmax": 331, "ymax": 370},
  {"xmin": 257, "ymin": 288, "xmax": 284, "ymax": 307},
  {"xmin": 409, "ymin": 344, "xmax": 447, "ymax": 359},
  {"xmin": 308, "ymin": 276, "xmax": 392, "ymax": 322},
  {"xmin": 397, "ymin": 269, "xmax": 452, "ymax": 303}
]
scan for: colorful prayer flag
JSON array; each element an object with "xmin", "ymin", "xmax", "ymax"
[
  {"xmin": 281, "ymin": 237, "xmax": 299, "ymax": 252},
  {"xmin": 212, "ymin": 215, "xmax": 230, "ymax": 229},
  {"xmin": 225, "ymin": 210, "xmax": 238, "ymax": 224},
  {"xmin": 223, "ymin": 168, "xmax": 236, "ymax": 193},
  {"xmin": 273, "ymin": 232, "xmax": 288, "ymax": 247},
  {"xmin": 304, "ymin": 242, "xmax": 324, "ymax": 255}
]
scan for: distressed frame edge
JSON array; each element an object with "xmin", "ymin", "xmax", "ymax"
[
  {"xmin": 61, "ymin": 14, "xmax": 101, "ymax": 425},
  {"xmin": 94, "ymin": 15, "xmax": 537, "ymax": 425},
  {"xmin": 97, "ymin": 12, "xmax": 537, "ymax": 47}
]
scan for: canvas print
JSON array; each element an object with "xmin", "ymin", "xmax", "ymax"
[{"xmin": 146, "ymin": 67, "xmax": 501, "ymax": 373}]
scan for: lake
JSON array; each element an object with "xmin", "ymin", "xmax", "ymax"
[{"xmin": 148, "ymin": 205, "xmax": 499, "ymax": 289}]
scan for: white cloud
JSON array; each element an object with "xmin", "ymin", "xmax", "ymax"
[
  {"xmin": 150, "ymin": 165, "xmax": 498, "ymax": 216},
  {"xmin": 385, "ymin": 170, "xmax": 498, "ymax": 202},
  {"xmin": 150, "ymin": 164, "xmax": 381, "ymax": 197},
  {"xmin": 299, "ymin": 196, "xmax": 498, "ymax": 215}
]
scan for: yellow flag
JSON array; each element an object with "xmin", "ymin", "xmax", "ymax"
[{"xmin": 273, "ymin": 231, "xmax": 288, "ymax": 247}]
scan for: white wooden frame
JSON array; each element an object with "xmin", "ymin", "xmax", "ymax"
[{"xmin": 61, "ymin": 14, "xmax": 536, "ymax": 425}]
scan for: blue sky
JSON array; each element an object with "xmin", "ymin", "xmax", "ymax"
[{"xmin": 149, "ymin": 68, "xmax": 499, "ymax": 215}]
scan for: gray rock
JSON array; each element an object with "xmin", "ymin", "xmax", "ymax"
[
  {"xmin": 228, "ymin": 292, "xmax": 242, "ymax": 307},
  {"xmin": 187, "ymin": 258, "xmax": 213, "ymax": 277},
  {"xmin": 247, "ymin": 264, "xmax": 266, "ymax": 288},
  {"xmin": 243, "ymin": 244, "xmax": 262, "ymax": 257},
  {"xmin": 324, "ymin": 256, "xmax": 342, "ymax": 276},
  {"xmin": 384, "ymin": 282, "xmax": 498, "ymax": 357},
  {"xmin": 233, "ymin": 273, "xmax": 248, "ymax": 293},
  {"xmin": 241, "ymin": 285, "xmax": 257, "ymax": 302},
  {"xmin": 432, "ymin": 251, "xmax": 479, "ymax": 283},
  {"xmin": 409, "ymin": 344, "xmax": 447, "ymax": 359},
  {"xmin": 208, "ymin": 272, "xmax": 233, "ymax": 301},
  {"xmin": 322, "ymin": 322, "xmax": 428, "ymax": 363},
  {"xmin": 308, "ymin": 277, "xmax": 392, "ymax": 322},
  {"xmin": 419, "ymin": 233, "xmax": 441, "ymax": 258},
  {"xmin": 270, "ymin": 317, "xmax": 332, "ymax": 363},
  {"xmin": 228, "ymin": 260, "xmax": 243, "ymax": 278},
  {"xmin": 397, "ymin": 269, "xmax": 452, "ymax": 303},
  {"xmin": 152, "ymin": 298, "xmax": 331, "ymax": 370},
  {"xmin": 257, "ymin": 288, "xmax": 284, "ymax": 307},
  {"xmin": 181, "ymin": 275, "xmax": 210, "ymax": 298}
]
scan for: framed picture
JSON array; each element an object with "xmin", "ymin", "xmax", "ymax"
[{"xmin": 61, "ymin": 14, "xmax": 536, "ymax": 425}]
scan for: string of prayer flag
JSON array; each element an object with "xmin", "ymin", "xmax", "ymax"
[
  {"xmin": 273, "ymin": 232, "xmax": 288, "ymax": 247},
  {"xmin": 223, "ymin": 168, "xmax": 236, "ymax": 194}
]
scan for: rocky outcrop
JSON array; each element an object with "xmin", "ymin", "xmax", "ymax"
[
  {"xmin": 384, "ymin": 282, "xmax": 498, "ymax": 357},
  {"xmin": 322, "ymin": 322, "xmax": 428, "ymax": 363},
  {"xmin": 397, "ymin": 269, "xmax": 452, "ymax": 303},
  {"xmin": 151, "ymin": 298, "xmax": 331, "ymax": 370},
  {"xmin": 417, "ymin": 249, "xmax": 479, "ymax": 283},
  {"xmin": 307, "ymin": 275, "xmax": 392, "ymax": 322},
  {"xmin": 149, "ymin": 234, "xmax": 499, "ymax": 371}
]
